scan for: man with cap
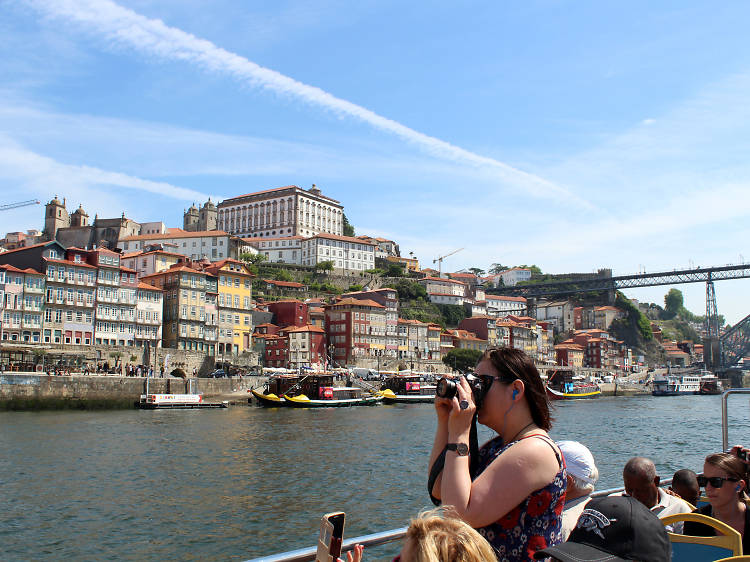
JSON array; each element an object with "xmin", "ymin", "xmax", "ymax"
[
  {"xmin": 534, "ymin": 495, "xmax": 672, "ymax": 562},
  {"xmin": 557, "ymin": 441, "xmax": 599, "ymax": 540}
]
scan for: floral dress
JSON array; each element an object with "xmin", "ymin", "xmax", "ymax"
[{"xmin": 475, "ymin": 434, "xmax": 567, "ymax": 561}]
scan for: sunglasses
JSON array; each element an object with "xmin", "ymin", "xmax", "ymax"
[{"xmin": 697, "ymin": 475, "xmax": 740, "ymax": 488}]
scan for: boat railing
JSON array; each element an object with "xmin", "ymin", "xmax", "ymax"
[
  {"xmin": 243, "ymin": 482, "xmax": 671, "ymax": 562},
  {"xmin": 721, "ymin": 388, "xmax": 750, "ymax": 451}
]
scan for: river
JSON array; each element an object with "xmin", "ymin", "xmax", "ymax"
[{"xmin": 2, "ymin": 395, "xmax": 748, "ymax": 561}]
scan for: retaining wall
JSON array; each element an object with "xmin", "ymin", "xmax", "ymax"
[{"xmin": 0, "ymin": 373, "xmax": 262, "ymax": 410}]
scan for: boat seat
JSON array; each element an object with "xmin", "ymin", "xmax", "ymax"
[
  {"xmin": 660, "ymin": 512, "xmax": 743, "ymax": 560},
  {"xmin": 714, "ymin": 557, "xmax": 750, "ymax": 562}
]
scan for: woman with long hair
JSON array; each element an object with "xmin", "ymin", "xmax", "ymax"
[
  {"xmin": 684, "ymin": 451, "xmax": 750, "ymax": 551},
  {"xmin": 427, "ymin": 347, "xmax": 566, "ymax": 560}
]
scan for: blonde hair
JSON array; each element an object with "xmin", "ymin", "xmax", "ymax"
[{"xmin": 404, "ymin": 508, "xmax": 496, "ymax": 562}]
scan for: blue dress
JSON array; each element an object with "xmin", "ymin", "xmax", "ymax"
[{"xmin": 475, "ymin": 434, "xmax": 567, "ymax": 561}]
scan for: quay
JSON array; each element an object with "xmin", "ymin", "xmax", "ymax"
[{"xmin": 0, "ymin": 372, "xmax": 262, "ymax": 410}]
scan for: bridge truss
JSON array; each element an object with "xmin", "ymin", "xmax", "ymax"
[{"xmin": 722, "ymin": 313, "xmax": 750, "ymax": 368}]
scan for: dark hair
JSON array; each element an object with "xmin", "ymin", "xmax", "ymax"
[
  {"xmin": 479, "ymin": 347, "xmax": 552, "ymax": 431},
  {"xmin": 672, "ymin": 469, "xmax": 698, "ymax": 488},
  {"xmin": 705, "ymin": 453, "xmax": 750, "ymax": 500}
]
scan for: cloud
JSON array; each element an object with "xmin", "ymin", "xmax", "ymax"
[{"xmin": 24, "ymin": 0, "xmax": 581, "ymax": 203}]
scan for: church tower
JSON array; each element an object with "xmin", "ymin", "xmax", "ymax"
[
  {"xmin": 183, "ymin": 203, "xmax": 199, "ymax": 231},
  {"xmin": 43, "ymin": 196, "xmax": 70, "ymax": 240},
  {"xmin": 70, "ymin": 204, "xmax": 89, "ymax": 227},
  {"xmin": 199, "ymin": 198, "xmax": 217, "ymax": 231}
]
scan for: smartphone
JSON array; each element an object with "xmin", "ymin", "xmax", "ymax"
[{"xmin": 315, "ymin": 511, "xmax": 345, "ymax": 562}]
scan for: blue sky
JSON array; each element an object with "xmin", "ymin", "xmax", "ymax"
[{"xmin": 1, "ymin": 0, "xmax": 749, "ymax": 323}]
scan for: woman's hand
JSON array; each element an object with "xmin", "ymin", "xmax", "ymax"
[
  {"xmin": 434, "ymin": 394, "xmax": 453, "ymax": 423},
  {"xmin": 448, "ymin": 377, "xmax": 475, "ymax": 440},
  {"xmin": 339, "ymin": 544, "xmax": 363, "ymax": 562},
  {"xmin": 730, "ymin": 444, "xmax": 750, "ymax": 465}
]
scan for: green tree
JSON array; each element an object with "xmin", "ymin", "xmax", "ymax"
[
  {"xmin": 489, "ymin": 263, "xmax": 507, "ymax": 274},
  {"xmin": 664, "ymin": 289, "xmax": 684, "ymax": 319},
  {"xmin": 342, "ymin": 213, "xmax": 355, "ymax": 237},
  {"xmin": 442, "ymin": 348, "xmax": 483, "ymax": 373},
  {"xmin": 519, "ymin": 264, "xmax": 543, "ymax": 276},
  {"xmin": 241, "ymin": 252, "xmax": 267, "ymax": 265},
  {"xmin": 386, "ymin": 263, "xmax": 406, "ymax": 277},
  {"xmin": 315, "ymin": 260, "xmax": 335, "ymax": 272},
  {"xmin": 392, "ymin": 279, "xmax": 427, "ymax": 301},
  {"xmin": 469, "ymin": 267, "xmax": 485, "ymax": 276}
]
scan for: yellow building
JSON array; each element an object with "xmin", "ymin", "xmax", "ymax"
[{"xmin": 203, "ymin": 259, "xmax": 254, "ymax": 355}]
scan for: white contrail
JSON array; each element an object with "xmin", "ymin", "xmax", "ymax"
[{"xmin": 27, "ymin": 0, "xmax": 573, "ymax": 200}]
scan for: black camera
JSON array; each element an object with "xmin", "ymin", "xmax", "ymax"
[{"xmin": 436, "ymin": 374, "xmax": 492, "ymax": 409}]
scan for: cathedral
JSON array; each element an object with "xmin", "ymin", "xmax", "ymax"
[{"xmin": 183, "ymin": 199, "xmax": 217, "ymax": 232}]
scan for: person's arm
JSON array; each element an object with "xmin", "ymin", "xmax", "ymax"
[{"xmin": 427, "ymin": 396, "xmax": 452, "ymax": 500}]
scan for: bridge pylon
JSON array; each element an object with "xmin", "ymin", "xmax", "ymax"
[{"xmin": 704, "ymin": 274, "xmax": 722, "ymax": 369}]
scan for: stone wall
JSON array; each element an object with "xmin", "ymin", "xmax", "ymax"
[{"xmin": 0, "ymin": 373, "xmax": 262, "ymax": 410}]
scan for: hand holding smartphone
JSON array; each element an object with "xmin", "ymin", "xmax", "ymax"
[{"xmin": 315, "ymin": 511, "xmax": 345, "ymax": 562}]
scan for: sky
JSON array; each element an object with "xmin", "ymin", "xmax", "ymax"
[{"xmin": 1, "ymin": 0, "xmax": 749, "ymax": 323}]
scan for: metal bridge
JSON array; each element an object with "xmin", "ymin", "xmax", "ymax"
[{"xmin": 487, "ymin": 263, "xmax": 750, "ymax": 369}]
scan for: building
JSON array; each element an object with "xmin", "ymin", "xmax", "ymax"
[
  {"xmin": 141, "ymin": 264, "xmax": 217, "ymax": 354},
  {"xmin": 300, "ymin": 233, "xmax": 376, "ymax": 273},
  {"xmin": 555, "ymin": 343, "xmax": 585, "ymax": 367},
  {"xmin": 450, "ymin": 329, "xmax": 488, "ymax": 353},
  {"xmin": 118, "ymin": 229, "xmax": 236, "ymax": 261},
  {"xmin": 217, "ymin": 184, "xmax": 344, "ymax": 239},
  {"xmin": 120, "ymin": 247, "xmax": 184, "ymax": 278},
  {"xmin": 325, "ymin": 298, "xmax": 386, "ymax": 366},
  {"xmin": 183, "ymin": 199, "xmax": 217, "ymax": 232},
  {"xmin": 267, "ymin": 300, "xmax": 309, "ymax": 329},
  {"xmin": 397, "ymin": 318, "xmax": 429, "ymax": 362},
  {"xmin": 458, "ymin": 316, "xmax": 499, "ymax": 347},
  {"xmin": 0, "ymin": 265, "xmax": 44, "ymax": 343},
  {"xmin": 593, "ymin": 306, "xmax": 623, "ymax": 330},
  {"xmin": 535, "ymin": 300, "xmax": 574, "ymax": 334},
  {"xmin": 484, "ymin": 268, "xmax": 532, "ymax": 287},
  {"xmin": 286, "ymin": 325, "xmax": 326, "ymax": 370},
  {"xmin": 244, "ymin": 236, "xmax": 303, "ymax": 264},
  {"xmin": 356, "ymin": 235, "xmax": 400, "ymax": 259},
  {"xmin": 387, "ymin": 255, "xmax": 420, "ymax": 272},
  {"xmin": 92, "ymin": 248, "xmax": 137, "ymax": 347},
  {"xmin": 201, "ymin": 259, "xmax": 254, "ymax": 355},
  {"xmin": 485, "ymin": 295, "xmax": 527, "ymax": 317},
  {"xmin": 341, "ymin": 288, "xmax": 399, "ymax": 359},
  {"xmin": 418, "ymin": 277, "xmax": 467, "ymax": 306},
  {"xmin": 135, "ymin": 283, "xmax": 163, "ymax": 348}
]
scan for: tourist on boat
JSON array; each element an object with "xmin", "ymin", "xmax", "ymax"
[
  {"xmin": 622, "ymin": 457, "xmax": 692, "ymax": 531},
  {"xmin": 533, "ymin": 496, "xmax": 672, "ymax": 562},
  {"xmin": 669, "ymin": 468, "xmax": 700, "ymax": 507},
  {"xmin": 428, "ymin": 347, "xmax": 565, "ymax": 560},
  {"xmin": 557, "ymin": 441, "xmax": 599, "ymax": 540},
  {"xmin": 340, "ymin": 508, "xmax": 496, "ymax": 562},
  {"xmin": 683, "ymin": 452, "xmax": 750, "ymax": 552}
]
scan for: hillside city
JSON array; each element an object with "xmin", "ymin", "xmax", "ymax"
[{"xmin": 0, "ymin": 186, "xmax": 704, "ymax": 375}]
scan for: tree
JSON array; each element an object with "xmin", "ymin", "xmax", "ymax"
[
  {"xmin": 386, "ymin": 263, "xmax": 406, "ymax": 277},
  {"xmin": 442, "ymin": 348, "xmax": 483, "ymax": 373},
  {"xmin": 342, "ymin": 213, "xmax": 354, "ymax": 237},
  {"xmin": 469, "ymin": 267, "xmax": 485, "ymax": 276},
  {"xmin": 664, "ymin": 289, "xmax": 684, "ymax": 319},
  {"xmin": 241, "ymin": 252, "xmax": 266, "ymax": 265},
  {"xmin": 489, "ymin": 263, "xmax": 507, "ymax": 274},
  {"xmin": 315, "ymin": 260, "xmax": 335, "ymax": 272},
  {"xmin": 392, "ymin": 279, "xmax": 427, "ymax": 301}
]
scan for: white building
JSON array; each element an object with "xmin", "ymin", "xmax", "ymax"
[
  {"xmin": 499, "ymin": 268, "xmax": 532, "ymax": 286},
  {"xmin": 118, "ymin": 229, "xmax": 232, "ymax": 261},
  {"xmin": 485, "ymin": 295, "xmax": 528, "ymax": 317},
  {"xmin": 301, "ymin": 233, "xmax": 375, "ymax": 273},
  {"xmin": 121, "ymin": 248, "xmax": 185, "ymax": 279},
  {"xmin": 419, "ymin": 277, "xmax": 467, "ymax": 305},
  {"xmin": 244, "ymin": 236, "xmax": 303, "ymax": 265},
  {"xmin": 217, "ymin": 184, "xmax": 344, "ymax": 239},
  {"xmin": 535, "ymin": 300, "xmax": 573, "ymax": 333},
  {"xmin": 135, "ymin": 282, "xmax": 163, "ymax": 347}
]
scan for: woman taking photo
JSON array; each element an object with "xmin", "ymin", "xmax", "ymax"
[
  {"xmin": 428, "ymin": 347, "xmax": 566, "ymax": 560},
  {"xmin": 684, "ymin": 451, "xmax": 749, "ymax": 552}
]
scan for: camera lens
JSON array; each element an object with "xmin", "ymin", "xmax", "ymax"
[{"xmin": 436, "ymin": 377, "xmax": 457, "ymax": 399}]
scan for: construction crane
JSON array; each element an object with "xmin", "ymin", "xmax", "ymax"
[
  {"xmin": 433, "ymin": 248, "xmax": 464, "ymax": 278},
  {"xmin": 0, "ymin": 199, "xmax": 40, "ymax": 211}
]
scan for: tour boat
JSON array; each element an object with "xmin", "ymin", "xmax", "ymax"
[
  {"xmin": 696, "ymin": 371, "xmax": 723, "ymax": 395},
  {"xmin": 137, "ymin": 393, "xmax": 228, "ymax": 409},
  {"xmin": 545, "ymin": 369, "xmax": 601, "ymax": 400},
  {"xmin": 282, "ymin": 374, "xmax": 383, "ymax": 408},
  {"xmin": 379, "ymin": 374, "xmax": 436, "ymax": 404},
  {"xmin": 651, "ymin": 373, "xmax": 701, "ymax": 396}
]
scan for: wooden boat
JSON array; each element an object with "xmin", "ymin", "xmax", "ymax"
[
  {"xmin": 696, "ymin": 371, "xmax": 723, "ymax": 395},
  {"xmin": 249, "ymin": 374, "xmax": 301, "ymax": 407},
  {"xmin": 379, "ymin": 374, "xmax": 436, "ymax": 404},
  {"xmin": 545, "ymin": 369, "xmax": 601, "ymax": 400},
  {"xmin": 282, "ymin": 374, "xmax": 383, "ymax": 408}
]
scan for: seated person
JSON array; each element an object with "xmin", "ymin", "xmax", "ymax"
[
  {"xmin": 669, "ymin": 468, "xmax": 700, "ymax": 507},
  {"xmin": 683, "ymin": 451, "xmax": 750, "ymax": 553},
  {"xmin": 534, "ymin": 495, "xmax": 671, "ymax": 562},
  {"xmin": 622, "ymin": 457, "xmax": 692, "ymax": 532},
  {"xmin": 342, "ymin": 507, "xmax": 496, "ymax": 562},
  {"xmin": 557, "ymin": 440, "xmax": 599, "ymax": 540}
]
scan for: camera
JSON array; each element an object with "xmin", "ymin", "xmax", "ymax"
[
  {"xmin": 739, "ymin": 449, "xmax": 749, "ymax": 462},
  {"xmin": 436, "ymin": 374, "xmax": 492, "ymax": 409}
]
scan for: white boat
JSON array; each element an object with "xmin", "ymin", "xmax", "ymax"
[
  {"xmin": 137, "ymin": 393, "xmax": 228, "ymax": 409},
  {"xmin": 651, "ymin": 374, "xmax": 700, "ymax": 396}
]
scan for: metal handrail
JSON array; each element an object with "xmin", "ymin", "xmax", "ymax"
[
  {"xmin": 243, "ymin": 482, "xmax": 673, "ymax": 562},
  {"xmin": 721, "ymin": 388, "xmax": 750, "ymax": 451}
]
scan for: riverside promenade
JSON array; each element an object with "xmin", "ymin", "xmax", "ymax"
[{"xmin": 0, "ymin": 372, "xmax": 263, "ymax": 409}]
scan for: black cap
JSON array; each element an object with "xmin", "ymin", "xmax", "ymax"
[{"xmin": 534, "ymin": 496, "xmax": 671, "ymax": 562}]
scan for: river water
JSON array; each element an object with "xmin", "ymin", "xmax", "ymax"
[{"xmin": 2, "ymin": 395, "xmax": 749, "ymax": 561}]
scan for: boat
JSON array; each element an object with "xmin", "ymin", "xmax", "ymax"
[
  {"xmin": 651, "ymin": 373, "xmax": 700, "ymax": 396},
  {"xmin": 249, "ymin": 374, "xmax": 301, "ymax": 407},
  {"xmin": 379, "ymin": 374, "xmax": 436, "ymax": 404},
  {"xmin": 137, "ymin": 393, "xmax": 228, "ymax": 409},
  {"xmin": 696, "ymin": 370, "xmax": 723, "ymax": 395},
  {"xmin": 545, "ymin": 369, "xmax": 601, "ymax": 400},
  {"xmin": 282, "ymin": 374, "xmax": 383, "ymax": 408}
]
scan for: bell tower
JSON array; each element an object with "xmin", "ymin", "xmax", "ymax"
[{"xmin": 43, "ymin": 195, "xmax": 70, "ymax": 240}]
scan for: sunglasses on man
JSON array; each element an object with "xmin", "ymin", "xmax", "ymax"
[{"xmin": 697, "ymin": 475, "xmax": 740, "ymax": 488}]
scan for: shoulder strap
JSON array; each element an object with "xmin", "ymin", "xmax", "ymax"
[{"xmin": 517, "ymin": 433, "xmax": 564, "ymax": 468}]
